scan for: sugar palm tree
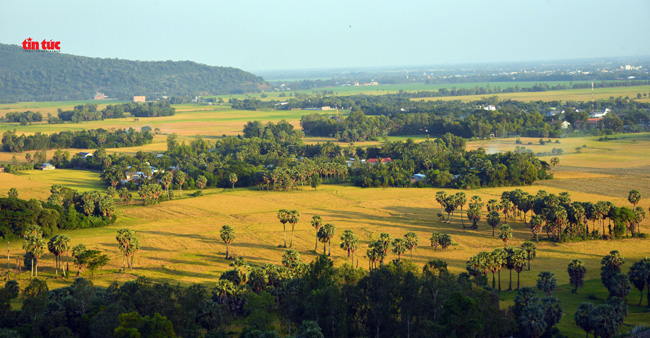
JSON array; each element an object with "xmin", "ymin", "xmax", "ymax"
[
  {"xmin": 404, "ymin": 232, "xmax": 418, "ymax": 259},
  {"xmin": 519, "ymin": 304, "xmax": 547, "ymax": 338},
  {"xmin": 568, "ymin": 259, "xmax": 587, "ymax": 293},
  {"xmin": 277, "ymin": 209, "xmax": 290, "ymax": 248},
  {"xmin": 487, "ymin": 211, "xmax": 500, "ymax": 236},
  {"xmin": 490, "ymin": 248, "xmax": 506, "ymax": 291},
  {"xmin": 281, "ymin": 249, "xmax": 301, "ymax": 270},
  {"xmin": 48, "ymin": 235, "xmax": 70, "ymax": 278},
  {"xmin": 513, "ymin": 248, "xmax": 527, "ymax": 290},
  {"xmin": 116, "ymin": 229, "xmax": 140, "ymax": 272},
  {"xmin": 378, "ymin": 233, "xmax": 392, "ymax": 263},
  {"xmin": 574, "ymin": 303, "xmax": 595, "ymax": 338},
  {"xmin": 220, "ymin": 225, "xmax": 236, "ymax": 259},
  {"xmin": 521, "ymin": 241, "xmax": 537, "ymax": 271},
  {"xmin": 317, "ymin": 223, "xmax": 335, "ymax": 256},
  {"xmin": 23, "ymin": 234, "xmax": 46, "ymax": 278},
  {"xmin": 229, "ymin": 173, "xmax": 238, "ymax": 190},
  {"xmin": 530, "ymin": 215, "xmax": 544, "ymax": 242},
  {"xmin": 175, "ymin": 171, "xmax": 186, "ymax": 198},
  {"xmin": 287, "ymin": 210, "xmax": 300, "ymax": 248},
  {"xmin": 628, "ymin": 189, "xmax": 641, "ymax": 208},
  {"xmin": 311, "ymin": 215, "xmax": 323, "ymax": 251},
  {"xmin": 455, "ymin": 192, "xmax": 467, "ymax": 227},
  {"xmin": 391, "ymin": 238, "xmax": 407, "ymax": 261},
  {"xmin": 499, "ymin": 224, "xmax": 513, "ymax": 247},
  {"xmin": 435, "ymin": 191, "xmax": 447, "ymax": 211},
  {"xmin": 536, "ymin": 271, "xmax": 557, "ymax": 296},
  {"xmin": 339, "ymin": 230, "xmax": 359, "ymax": 263}
]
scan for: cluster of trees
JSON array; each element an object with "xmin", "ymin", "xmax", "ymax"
[
  {"xmin": 301, "ymin": 110, "xmax": 389, "ymax": 142},
  {"xmin": 1, "ymin": 127, "xmax": 153, "ymax": 152},
  {"xmin": 3, "ymin": 110, "xmax": 43, "ymax": 124},
  {"xmin": 437, "ymin": 188, "xmax": 646, "ymax": 243},
  {"xmin": 0, "ymin": 43, "xmax": 266, "ymax": 101},
  {"xmin": 0, "ymin": 186, "xmax": 116, "ymax": 240},
  {"xmin": 466, "ymin": 242, "xmax": 537, "ymax": 291},
  {"xmin": 352, "ymin": 136, "xmax": 550, "ymax": 189},
  {"xmin": 49, "ymin": 101, "xmax": 175, "ymax": 123}
]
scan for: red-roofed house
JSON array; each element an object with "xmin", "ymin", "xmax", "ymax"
[
  {"xmin": 381, "ymin": 158, "xmax": 392, "ymax": 164},
  {"xmin": 366, "ymin": 158, "xmax": 379, "ymax": 164}
]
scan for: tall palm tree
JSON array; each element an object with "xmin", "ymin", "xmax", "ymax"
[
  {"xmin": 521, "ymin": 241, "xmax": 537, "ymax": 271},
  {"xmin": 530, "ymin": 215, "xmax": 544, "ymax": 242},
  {"xmin": 339, "ymin": 230, "xmax": 359, "ymax": 263},
  {"xmin": 487, "ymin": 211, "xmax": 500, "ymax": 236},
  {"xmin": 23, "ymin": 234, "xmax": 46, "ymax": 278},
  {"xmin": 317, "ymin": 224, "xmax": 335, "ymax": 256},
  {"xmin": 48, "ymin": 235, "xmax": 70, "ymax": 278},
  {"xmin": 220, "ymin": 225, "xmax": 236, "ymax": 259},
  {"xmin": 229, "ymin": 173, "xmax": 238, "ymax": 190},
  {"xmin": 116, "ymin": 229, "xmax": 140, "ymax": 272},
  {"xmin": 175, "ymin": 171, "xmax": 187, "ymax": 198},
  {"xmin": 435, "ymin": 191, "xmax": 447, "ymax": 211},
  {"xmin": 277, "ymin": 209, "xmax": 290, "ymax": 248},
  {"xmin": 391, "ymin": 238, "xmax": 407, "ymax": 261},
  {"xmin": 574, "ymin": 303, "xmax": 595, "ymax": 338},
  {"xmin": 378, "ymin": 233, "xmax": 392, "ymax": 263},
  {"xmin": 287, "ymin": 210, "xmax": 300, "ymax": 248},
  {"xmin": 455, "ymin": 192, "xmax": 467, "ymax": 227},
  {"xmin": 404, "ymin": 232, "xmax": 418, "ymax": 259},
  {"xmin": 513, "ymin": 248, "xmax": 527, "ymax": 290},
  {"xmin": 490, "ymin": 248, "xmax": 506, "ymax": 291},
  {"xmin": 519, "ymin": 304, "xmax": 547, "ymax": 338},
  {"xmin": 311, "ymin": 215, "xmax": 323, "ymax": 251},
  {"xmin": 504, "ymin": 247, "xmax": 517, "ymax": 290}
]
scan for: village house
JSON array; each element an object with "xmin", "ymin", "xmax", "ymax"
[
  {"xmin": 40, "ymin": 163, "xmax": 55, "ymax": 170},
  {"xmin": 78, "ymin": 152, "xmax": 93, "ymax": 159},
  {"xmin": 133, "ymin": 96, "xmax": 146, "ymax": 103}
]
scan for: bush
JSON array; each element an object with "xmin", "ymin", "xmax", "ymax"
[{"xmin": 192, "ymin": 190, "xmax": 203, "ymax": 197}]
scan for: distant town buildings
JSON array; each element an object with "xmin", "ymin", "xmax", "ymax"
[
  {"xmin": 94, "ymin": 92, "xmax": 106, "ymax": 100},
  {"xmin": 484, "ymin": 105, "xmax": 496, "ymax": 111},
  {"xmin": 133, "ymin": 96, "xmax": 146, "ymax": 103}
]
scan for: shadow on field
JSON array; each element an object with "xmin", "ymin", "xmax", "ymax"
[
  {"xmin": 137, "ymin": 267, "xmax": 215, "ymax": 279},
  {"xmin": 148, "ymin": 256, "xmax": 211, "ymax": 266},
  {"xmin": 138, "ymin": 230, "xmax": 221, "ymax": 245}
]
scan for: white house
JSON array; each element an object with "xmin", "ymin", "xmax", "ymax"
[
  {"xmin": 561, "ymin": 121, "xmax": 571, "ymax": 129},
  {"xmin": 590, "ymin": 108, "xmax": 611, "ymax": 118},
  {"xmin": 484, "ymin": 105, "xmax": 497, "ymax": 111}
]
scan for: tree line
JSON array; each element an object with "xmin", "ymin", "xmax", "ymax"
[
  {"xmin": 1, "ymin": 127, "xmax": 153, "ymax": 152},
  {"xmin": 46, "ymin": 101, "xmax": 176, "ymax": 124}
]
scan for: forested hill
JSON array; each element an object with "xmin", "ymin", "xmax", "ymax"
[{"xmin": 0, "ymin": 43, "xmax": 267, "ymax": 102}]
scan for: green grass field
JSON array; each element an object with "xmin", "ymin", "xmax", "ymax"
[{"xmin": 1, "ymin": 92, "xmax": 650, "ymax": 335}]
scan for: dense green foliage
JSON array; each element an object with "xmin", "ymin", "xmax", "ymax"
[
  {"xmin": 1, "ymin": 127, "xmax": 153, "ymax": 152},
  {"xmin": 3, "ymin": 111, "xmax": 43, "ymax": 124},
  {"xmin": 0, "ymin": 43, "xmax": 267, "ymax": 101},
  {"xmin": 0, "ymin": 256, "xmax": 518, "ymax": 337},
  {"xmin": 0, "ymin": 186, "xmax": 116, "ymax": 239}
]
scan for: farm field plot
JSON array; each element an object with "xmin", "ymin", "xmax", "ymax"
[{"xmin": 412, "ymin": 85, "xmax": 650, "ymax": 103}]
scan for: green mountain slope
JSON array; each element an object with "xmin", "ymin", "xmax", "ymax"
[{"xmin": 0, "ymin": 43, "xmax": 267, "ymax": 101}]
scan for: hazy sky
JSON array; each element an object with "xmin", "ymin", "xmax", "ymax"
[{"xmin": 1, "ymin": 0, "xmax": 649, "ymax": 72}]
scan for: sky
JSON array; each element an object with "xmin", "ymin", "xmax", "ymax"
[{"xmin": 1, "ymin": 0, "xmax": 649, "ymax": 73}]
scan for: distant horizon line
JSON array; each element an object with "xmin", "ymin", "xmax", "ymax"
[{"xmin": 2, "ymin": 42, "xmax": 649, "ymax": 76}]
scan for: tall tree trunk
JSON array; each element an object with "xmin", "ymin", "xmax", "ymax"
[
  {"xmin": 315, "ymin": 234, "xmax": 318, "ymax": 251},
  {"xmin": 508, "ymin": 269, "xmax": 512, "ymax": 290},
  {"xmin": 460, "ymin": 206, "xmax": 465, "ymax": 228},
  {"xmin": 283, "ymin": 224, "xmax": 287, "ymax": 248},
  {"xmin": 492, "ymin": 272, "xmax": 495, "ymax": 288},
  {"xmin": 517, "ymin": 272, "xmax": 520, "ymax": 290},
  {"xmin": 410, "ymin": 248, "xmax": 413, "ymax": 260},
  {"xmin": 528, "ymin": 257, "xmax": 531, "ymax": 271},
  {"xmin": 290, "ymin": 224, "xmax": 294, "ymax": 248},
  {"xmin": 55, "ymin": 255, "xmax": 58, "ymax": 277},
  {"xmin": 498, "ymin": 270, "xmax": 501, "ymax": 291},
  {"xmin": 226, "ymin": 243, "xmax": 230, "ymax": 259},
  {"xmin": 328, "ymin": 241, "xmax": 331, "ymax": 256},
  {"xmin": 347, "ymin": 250, "xmax": 350, "ymax": 262},
  {"xmin": 31, "ymin": 258, "xmax": 34, "ymax": 278},
  {"xmin": 123, "ymin": 256, "xmax": 126, "ymax": 272},
  {"xmin": 323, "ymin": 244, "xmax": 326, "ymax": 256}
]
